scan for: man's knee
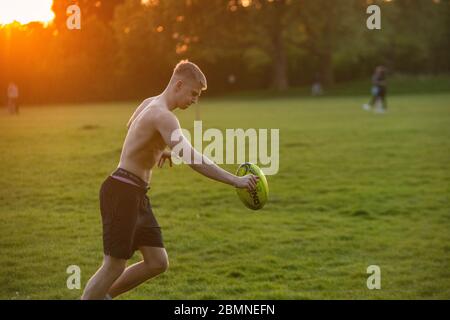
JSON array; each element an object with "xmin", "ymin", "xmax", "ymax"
[
  {"xmin": 158, "ymin": 256, "xmax": 169, "ymax": 273},
  {"xmin": 103, "ymin": 256, "xmax": 126, "ymax": 276},
  {"xmin": 144, "ymin": 255, "xmax": 169, "ymax": 275},
  {"xmin": 140, "ymin": 247, "xmax": 169, "ymax": 275}
]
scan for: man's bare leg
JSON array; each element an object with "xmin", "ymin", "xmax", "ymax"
[
  {"xmin": 81, "ymin": 255, "xmax": 126, "ymax": 300},
  {"xmin": 108, "ymin": 247, "xmax": 168, "ymax": 298}
]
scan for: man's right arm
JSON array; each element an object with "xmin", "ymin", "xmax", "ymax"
[{"xmin": 156, "ymin": 112, "xmax": 258, "ymax": 190}]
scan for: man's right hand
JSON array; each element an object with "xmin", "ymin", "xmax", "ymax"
[{"xmin": 234, "ymin": 175, "xmax": 259, "ymax": 191}]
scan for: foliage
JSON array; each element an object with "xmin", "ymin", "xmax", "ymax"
[{"xmin": 0, "ymin": 0, "xmax": 448, "ymax": 103}]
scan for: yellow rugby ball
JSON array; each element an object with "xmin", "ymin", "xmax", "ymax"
[{"xmin": 235, "ymin": 162, "xmax": 269, "ymax": 210}]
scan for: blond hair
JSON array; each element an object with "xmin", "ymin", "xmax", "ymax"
[{"xmin": 172, "ymin": 60, "xmax": 207, "ymax": 90}]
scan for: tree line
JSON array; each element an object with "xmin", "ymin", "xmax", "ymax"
[{"xmin": 0, "ymin": 0, "xmax": 448, "ymax": 104}]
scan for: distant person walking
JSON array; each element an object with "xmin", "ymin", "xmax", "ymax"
[
  {"xmin": 7, "ymin": 82, "xmax": 19, "ymax": 114},
  {"xmin": 311, "ymin": 72, "xmax": 323, "ymax": 96},
  {"xmin": 363, "ymin": 66, "xmax": 387, "ymax": 113}
]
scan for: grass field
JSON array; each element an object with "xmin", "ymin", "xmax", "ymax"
[{"xmin": 1, "ymin": 91, "xmax": 449, "ymax": 299}]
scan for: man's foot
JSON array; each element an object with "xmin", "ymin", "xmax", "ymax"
[
  {"xmin": 362, "ymin": 104, "xmax": 371, "ymax": 111},
  {"xmin": 104, "ymin": 294, "xmax": 113, "ymax": 300}
]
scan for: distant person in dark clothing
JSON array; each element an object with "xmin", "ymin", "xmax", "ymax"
[{"xmin": 363, "ymin": 66, "xmax": 387, "ymax": 113}]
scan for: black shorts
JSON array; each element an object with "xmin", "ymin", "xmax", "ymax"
[{"xmin": 99, "ymin": 174, "xmax": 164, "ymax": 260}]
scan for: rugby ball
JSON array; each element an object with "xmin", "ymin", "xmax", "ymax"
[{"xmin": 235, "ymin": 162, "xmax": 269, "ymax": 210}]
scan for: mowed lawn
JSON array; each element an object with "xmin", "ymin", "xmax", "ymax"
[{"xmin": 0, "ymin": 93, "xmax": 449, "ymax": 300}]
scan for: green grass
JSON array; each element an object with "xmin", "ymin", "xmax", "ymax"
[
  {"xmin": 0, "ymin": 92, "xmax": 449, "ymax": 299},
  {"xmin": 227, "ymin": 74, "xmax": 450, "ymax": 99}
]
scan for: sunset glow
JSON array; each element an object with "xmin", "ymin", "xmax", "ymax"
[{"xmin": 0, "ymin": 0, "xmax": 55, "ymax": 26}]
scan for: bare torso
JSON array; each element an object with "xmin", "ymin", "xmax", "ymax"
[{"xmin": 118, "ymin": 99, "xmax": 168, "ymax": 184}]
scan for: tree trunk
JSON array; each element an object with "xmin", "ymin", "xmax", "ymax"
[
  {"xmin": 270, "ymin": 0, "xmax": 289, "ymax": 91},
  {"xmin": 320, "ymin": 50, "xmax": 334, "ymax": 87},
  {"xmin": 320, "ymin": 6, "xmax": 335, "ymax": 87},
  {"xmin": 271, "ymin": 29, "xmax": 289, "ymax": 91}
]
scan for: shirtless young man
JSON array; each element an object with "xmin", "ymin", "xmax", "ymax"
[{"xmin": 81, "ymin": 60, "xmax": 259, "ymax": 300}]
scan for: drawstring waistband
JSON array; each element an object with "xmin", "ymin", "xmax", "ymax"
[{"xmin": 111, "ymin": 168, "xmax": 149, "ymax": 191}]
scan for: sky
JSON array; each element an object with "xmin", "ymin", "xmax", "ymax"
[{"xmin": 0, "ymin": 0, "xmax": 55, "ymax": 25}]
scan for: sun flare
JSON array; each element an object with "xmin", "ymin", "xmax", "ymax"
[{"xmin": 0, "ymin": 0, "xmax": 55, "ymax": 26}]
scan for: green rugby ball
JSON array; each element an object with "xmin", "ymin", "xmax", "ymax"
[{"xmin": 236, "ymin": 162, "xmax": 269, "ymax": 210}]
